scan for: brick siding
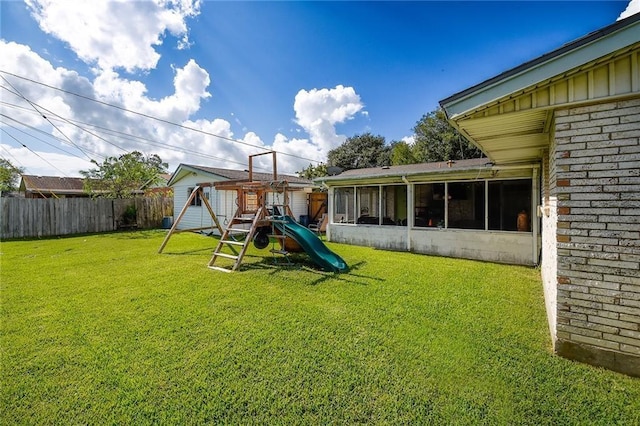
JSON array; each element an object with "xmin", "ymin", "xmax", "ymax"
[{"xmin": 552, "ymin": 99, "xmax": 640, "ymax": 375}]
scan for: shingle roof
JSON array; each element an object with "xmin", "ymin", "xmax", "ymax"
[
  {"xmin": 182, "ymin": 164, "xmax": 312, "ymax": 185},
  {"xmin": 20, "ymin": 175, "xmax": 85, "ymax": 194},
  {"xmin": 318, "ymin": 158, "xmax": 491, "ymax": 182}
]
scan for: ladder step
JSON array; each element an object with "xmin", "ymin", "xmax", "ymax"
[
  {"xmin": 213, "ymin": 253, "xmax": 238, "ymax": 260},
  {"xmin": 208, "ymin": 266, "xmax": 232, "ymax": 273},
  {"xmin": 268, "ymin": 234, "xmax": 286, "ymax": 239},
  {"xmin": 227, "ymin": 228, "xmax": 251, "ymax": 233},
  {"xmin": 221, "ymin": 240, "xmax": 245, "ymax": 246},
  {"xmin": 233, "ymin": 217, "xmax": 255, "ymax": 222}
]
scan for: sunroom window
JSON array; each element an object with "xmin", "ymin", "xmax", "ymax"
[
  {"xmin": 333, "ymin": 187, "xmax": 354, "ymax": 223},
  {"xmin": 414, "ymin": 183, "xmax": 445, "ymax": 227},
  {"xmin": 488, "ymin": 179, "xmax": 532, "ymax": 231},
  {"xmin": 381, "ymin": 185, "xmax": 407, "ymax": 226},
  {"xmin": 356, "ymin": 186, "xmax": 379, "ymax": 224},
  {"xmin": 447, "ymin": 182, "xmax": 485, "ymax": 230}
]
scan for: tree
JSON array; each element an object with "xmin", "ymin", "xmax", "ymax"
[
  {"xmin": 0, "ymin": 158, "xmax": 24, "ymax": 192},
  {"xmin": 412, "ymin": 108, "xmax": 483, "ymax": 162},
  {"xmin": 297, "ymin": 162, "xmax": 328, "ymax": 180},
  {"xmin": 80, "ymin": 151, "xmax": 168, "ymax": 198},
  {"xmin": 390, "ymin": 140, "xmax": 416, "ymax": 165},
  {"xmin": 327, "ymin": 133, "xmax": 391, "ymax": 171}
]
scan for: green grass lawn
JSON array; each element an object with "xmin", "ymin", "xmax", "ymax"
[{"xmin": 2, "ymin": 230, "xmax": 639, "ymax": 424}]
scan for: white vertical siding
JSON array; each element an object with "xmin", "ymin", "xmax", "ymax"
[
  {"xmin": 172, "ymin": 174, "xmax": 227, "ymax": 232},
  {"xmin": 289, "ymin": 191, "xmax": 309, "ymax": 220}
]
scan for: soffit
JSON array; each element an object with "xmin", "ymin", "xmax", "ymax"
[{"xmin": 455, "ymin": 110, "xmax": 550, "ymax": 164}]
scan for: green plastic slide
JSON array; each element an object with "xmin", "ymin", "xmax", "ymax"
[{"xmin": 273, "ymin": 216, "xmax": 348, "ymax": 273}]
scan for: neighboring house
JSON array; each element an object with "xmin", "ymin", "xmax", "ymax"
[
  {"xmin": 167, "ymin": 164, "xmax": 314, "ymax": 233},
  {"xmin": 319, "ymin": 13, "xmax": 640, "ymax": 376},
  {"xmin": 19, "ymin": 175, "xmax": 88, "ymax": 198},
  {"xmin": 143, "ymin": 173, "xmax": 173, "ymax": 197}
]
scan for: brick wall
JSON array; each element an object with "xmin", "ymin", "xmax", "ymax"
[{"xmin": 552, "ymin": 98, "xmax": 640, "ymax": 376}]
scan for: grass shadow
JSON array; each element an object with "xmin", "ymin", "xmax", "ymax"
[
  {"xmin": 241, "ymin": 256, "xmax": 380, "ymax": 287},
  {"xmin": 160, "ymin": 248, "xmax": 213, "ymax": 256}
]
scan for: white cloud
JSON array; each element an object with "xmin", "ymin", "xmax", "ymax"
[
  {"xmin": 402, "ymin": 136, "xmax": 415, "ymax": 145},
  {"xmin": 93, "ymin": 59, "xmax": 211, "ymax": 122},
  {"xmin": 1, "ymin": 36, "xmax": 353, "ymax": 178},
  {"xmin": 293, "ymin": 85, "xmax": 364, "ymax": 152},
  {"xmin": 25, "ymin": 0, "xmax": 201, "ymax": 72},
  {"xmin": 272, "ymin": 133, "xmax": 324, "ymax": 174},
  {"xmin": 1, "ymin": 2, "xmax": 360, "ymax": 178},
  {"xmin": 618, "ymin": 0, "xmax": 640, "ymax": 20},
  {"xmin": 0, "ymin": 39, "xmax": 230, "ymax": 175},
  {"xmin": 0, "ymin": 143, "xmax": 93, "ymax": 177}
]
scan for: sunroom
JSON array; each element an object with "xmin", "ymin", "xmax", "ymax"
[{"xmin": 317, "ymin": 158, "xmax": 540, "ymax": 266}]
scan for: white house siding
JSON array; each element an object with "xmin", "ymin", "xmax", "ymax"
[
  {"xmin": 553, "ymin": 99, "xmax": 640, "ymax": 377},
  {"xmin": 172, "ymin": 174, "xmax": 227, "ymax": 232},
  {"xmin": 264, "ymin": 190, "xmax": 308, "ymax": 220},
  {"xmin": 289, "ymin": 191, "xmax": 310, "ymax": 220}
]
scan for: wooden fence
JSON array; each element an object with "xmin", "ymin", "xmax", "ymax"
[{"xmin": 0, "ymin": 197, "xmax": 173, "ymax": 239}]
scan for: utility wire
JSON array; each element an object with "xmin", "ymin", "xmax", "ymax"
[
  {"xmin": 1, "ymin": 102, "xmax": 274, "ymax": 172},
  {"xmin": 0, "ymin": 145, "xmax": 24, "ymax": 167},
  {"xmin": 0, "ymin": 69, "xmax": 320, "ymax": 164},
  {"xmin": 1, "ymin": 114, "xmax": 90, "ymax": 159},
  {"xmin": 0, "ymin": 77, "xmax": 95, "ymax": 162},
  {"xmin": 58, "ymin": 117, "xmax": 270, "ymax": 170},
  {"xmin": 0, "ymin": 83, "xmax": 125, "ymax": 156},
  {"xmin": 0, "ymin": 152, "xmax": 51, "ymax": 198},
  {"xmin": 1, "ymin": 128, "xmax": 68, "ymax": 178}
]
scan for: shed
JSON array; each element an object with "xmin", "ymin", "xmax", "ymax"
[{"xmin": 167, "ymin": 164, "xmax": 315, "ymax": 233}]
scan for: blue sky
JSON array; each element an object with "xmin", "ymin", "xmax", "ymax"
[{"xmin": 0, "ymin": 0, "xmax": 637, "ymax": 177}]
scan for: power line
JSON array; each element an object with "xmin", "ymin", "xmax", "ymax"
[
  {"xmin": 0, "ymin": 114, "xmax": 94, "ymax": 159},
  {"xmin": 54, "ymin": 116, "xmax": 267, "ymax": 170},
  {"xmin": 0, "ymin": 77, "xmax": 95, "ymax": 162},
  {"xmin": 0, "ymin": 69, "xmax": 321, "ymax": 164},
  {"xmin": 0, "ymin": 128, "xmax": 69, "ymax": 177},
  {"xmin": 0, "ymin": 145, "xmax": 24, "ymax": 167},
  {"xmin": 0, "ymin": 86, "xmax": 127, "ymax": 156},
  {"xmin": 1, "ymin": 99, "xmax": 273, "ymax": 172}
]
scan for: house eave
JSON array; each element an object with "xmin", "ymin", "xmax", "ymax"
[{"xmin": 317, "ymin": 162, "xmax": 539, "ymax": 187}]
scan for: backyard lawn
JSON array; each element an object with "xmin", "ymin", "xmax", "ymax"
[{"xmin": 2, "ymin": 230, "xmax": 639, "ymax": 424}]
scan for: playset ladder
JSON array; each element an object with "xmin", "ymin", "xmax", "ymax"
[{"xmin": 208, "ymin": 205, "xmax": 266, "ymax": 272}]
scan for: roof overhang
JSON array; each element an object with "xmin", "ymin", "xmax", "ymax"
[
  {"xmin": 166, "ymin": 164, "xmax": 228, "ymax": 187},
  {"xmin": 440, "ymin": 13, "xmax": 640, "ymax": 165},
  {"xmin": 317, "ymin": 162, "xmax": 538, "ymax": 187}
]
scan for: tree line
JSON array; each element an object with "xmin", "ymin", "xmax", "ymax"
[{"xmin": 298, "ymin": 107, "xmax": 483, "ymax": 179}]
